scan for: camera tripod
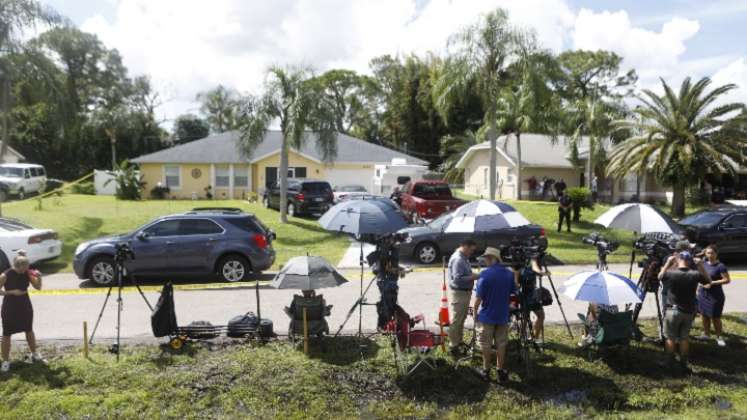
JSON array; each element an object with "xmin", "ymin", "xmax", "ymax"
[
  {"xmin": 629, "ymin": 253, "xmax": 665, "ymax": 342},
  {"xmin": 89, "ymin": 244, "xmax": 153, "ymax": 361},
  {"xmin": 536, "ymin": 254, "xmax": 573, "ymax": 339}
]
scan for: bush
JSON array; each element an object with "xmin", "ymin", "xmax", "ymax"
[
  {"xmin": 105, "ymin": 160, "xmax": 145, "ymax": 200},
  {"xmin": 71, "ymin": 181, "xmax": 95, "ymax": 195},
  {"xmin": 150, "ymin": 185, "xmax": 171, "ymax": 199},
  {"xmin": 566, "ymin": 187, "xmax": 593, "ymax": 222}
]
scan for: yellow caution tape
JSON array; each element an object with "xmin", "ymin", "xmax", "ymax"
[
  {"xmin": 1, "ymin": 171, "xmax": 95, "ymax": 207},
  {"xmin": 29, "ymin": 280, "xmax": 273, "ymax": 296}
]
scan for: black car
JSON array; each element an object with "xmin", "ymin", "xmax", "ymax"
[
  {"xmin": 73, "ymin": 208, "xmax": 276, "ymax": 285},
  {"xmin": 680, "ymin": 206, "xmax": 747, "ymax": 255},
  {"xmin": 262, "ymin": 179, "xmax": 334, "ymax": 217},
  {"xmin": 397, "ymin": 212, "xmax": 545, "ymax": 264}
]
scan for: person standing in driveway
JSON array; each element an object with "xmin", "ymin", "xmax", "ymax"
[{"xmin": 447, "ymin": 239, "xmax": 479, "ymax": 357}]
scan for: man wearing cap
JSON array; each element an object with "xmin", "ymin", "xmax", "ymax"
[
  {"xmin": 447, "ymin": 239, "xmax": 479, "ymax": 357},
  {"xmin": 473, "ymin": 247, "xmax": 515, "ymax": 382},
  {"xmin": 658, "ymin": 244, "xmax": 711, "ymax": 374}
]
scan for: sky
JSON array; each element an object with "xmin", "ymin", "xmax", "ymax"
[{"xmin": 42, "ymin": 0, "xmax": 747, "ymax": 127}]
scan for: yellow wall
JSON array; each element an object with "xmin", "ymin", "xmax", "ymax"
[
  {"xmin": 462, "ymin": 149, "xmax": 515, "ymax": 199},
  {"xmin": 139, "ymin": 163, "xmax": 250, "ymax": 199},
  {"xmin": 252, "ymin": 151, "xmax": 325, "ymax": 193}
]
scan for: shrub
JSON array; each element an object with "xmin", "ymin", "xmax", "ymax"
[
  {"xmin": 566, "ymin": 187, "xmax": 593, "ymax": 222},
  {"xmin": 71, "ymin": 181, "xmax": 95, "ymax": 195},
  {"xmin": 150, "ymin": 185, "xmax": 171, "ymax": 199},
  {"xmin": 105, "ymin": 160, "xmax": 145, "ymax": 200}
]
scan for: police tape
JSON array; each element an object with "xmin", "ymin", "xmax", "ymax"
[
  {"xmin": 29, "ymin": 280, "xmax": 273, "ymax": 296},
  {"xmin": 1, "ymin": 171, "xmax": 95, "ymax": 207}
]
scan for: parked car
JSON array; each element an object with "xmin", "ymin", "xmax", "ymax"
[
  {"xmin": 398, "ymin": 180, "xmax": 465, "ymax": 223},
  {"xmin": 0, "ymin": 163, "xmax": 47, "ymax": 200},
  {"xmin": 397, "ymin": 212, "xmax": 545, "ymax": 264},
  {"xmin": 262, "ymin": 179, "xmax": 334, "ymax": 217},
  {"xmin": 333, "ymin": 184, "xmax": 368, "ymax": 203},
  {"xmin": 680, "ymin": 206, "xmax": 747, "ymax": 256},
  {"xmin": 73, "ymin": 208, "xmax": 276, "ymax": 285},
  {"xmin": 0, "ymin": 218, "xmax": 62, "ymax": 271}
]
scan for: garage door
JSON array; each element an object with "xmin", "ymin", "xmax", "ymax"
[{"xmin": 325, "ymin": 168, "xmax": 374, "ymax": 193}]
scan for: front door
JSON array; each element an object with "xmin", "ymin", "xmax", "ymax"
[
  {"xmin": 265, "ymin": 167, "xmax": 278, "ymax": 189},
  {"xmin": 129, "ymin": 219, "xmax": 180, "ymax": 274}
]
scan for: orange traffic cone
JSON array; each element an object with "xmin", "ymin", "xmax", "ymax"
[{"xmin": 439, "ymin": 281, "xmax": 450, "ymax": 327}]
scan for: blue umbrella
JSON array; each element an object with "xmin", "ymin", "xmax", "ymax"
[
  {"xmin": 560, "ymin": 271, "xmax": 643, "ymax": 305},
  {"xmin": 318, "ymin": 197, "xmax": 408, "ymax": 236}
]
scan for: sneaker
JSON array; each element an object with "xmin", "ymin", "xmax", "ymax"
[
  {"xmin": 535, "ymin": 338, "xmax": 544, "ymax": 347},
  {"xmin": 716, "ymin": 337, "xmax": 727, "ymax": 347},
  {"xmin": 497, "ymin": 369, "xmax": 509, "ymax": 383},
  {"xmin": 25, "ymin": 353, "xmax": 46, "ymax": 364},
  {"xmin": 695, "ymin": 334, "xmax": 711, "ymax": 341},
  {"xmin": 0, "ymin": 361, "xmax": 9, "ymax": 373},
  {"xmin": 476, "ymin": 367, "xmax": 491, "ymax": 382}
]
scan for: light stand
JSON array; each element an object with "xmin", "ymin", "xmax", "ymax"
[
  {"xmin": 89, "ymin": 244, "xmax": 153, "ymax": 361},
  {"xmin": 335, "ymin": 238, "xmax": 377, "ymax": 337},
  {"xmin": 539, "ymin": 256, "xmax": 573, "ymax": 338}
]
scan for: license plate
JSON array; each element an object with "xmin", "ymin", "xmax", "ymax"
[{"xmin": 314, "ymin": 197, "xmax": 324, "ymax": 202}]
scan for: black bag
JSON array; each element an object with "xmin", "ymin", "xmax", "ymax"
[
  {"xmin": 151, "ymin": 283, "xmax": 177, "ymax": 337},
  {"xmin": 227, "ymin": 312, "xmax": 259, "ymax": 337},
  {"xmin": 182, "ymin": 321, "xmax": 219, "ymax": 339},
  {"xmin": 257, "ymin": 319, "xmax": 274, "ymax": 338},
  {"xmin": 534, "ymin": 287, "xmax": 553, "ymax": 306}
]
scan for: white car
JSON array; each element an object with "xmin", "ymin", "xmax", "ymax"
[
  {"xmin": 0, "ymin": 218, "xmax": 62, "ymax": 270},
  {"xmin": 0, "ymin": 163, "xmax": 47, "ymax": 200},
  {"xmin": 333, "ymin": 185, "xmax": 368, "ymax": 203}
]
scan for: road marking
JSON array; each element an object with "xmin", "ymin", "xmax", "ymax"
[{"xmin": 30, "ymin": 281, "xmax": 273, "ymax": 296}]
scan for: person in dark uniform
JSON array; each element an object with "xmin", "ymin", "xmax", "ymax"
[
  {"xmin": 696, "ymin": 245, "xmax": 730, "ymax": 347},
  {"xmin": 1, "ymin": 251, "xmax": 44, "ymax": 373},
  {"xmin": 557, "ymin": 191, "xmax": 572, "ymax": 233}
]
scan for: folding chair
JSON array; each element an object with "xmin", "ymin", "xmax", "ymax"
[
  {"xmin": 286, "ymin": 295, "xmax": 331, "ymax": 342},
  {"xmin": 389, "ymin": 312, "xmax": 442, "ymax": 375},
  {"xmin": 578, "ymin": 310, "xmax": 634, "ymax": 360}
]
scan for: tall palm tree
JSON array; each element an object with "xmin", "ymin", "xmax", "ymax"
[
  {"xmin": 0, "ymin": 0, "xmax": 64, "ymax": 161},
  {"xmin": 438, "ymin": 128, "xmax": 482, "ymax": 183},
  {"xmin": 607, "ymin": 77, "xmax": 747, "ymax": 217},
  {"xmin": 432, "ymin": 8, "xmax": 524, "ymax": 200},
  {"xmin": 238, "ymin": 66, "xmax": 337, "ymax": 223}
]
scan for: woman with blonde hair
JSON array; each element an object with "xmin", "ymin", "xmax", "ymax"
[{"xmin": 1, "ymin": 251, "xmax": 43, "ymax": 372}]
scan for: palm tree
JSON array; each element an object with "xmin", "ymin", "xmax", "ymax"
[
  {"xmin": 432, "ymin": 8, "xmax": 524, "ymax": 200},
  {"xmin": 0, "ymin": 0, "xmax": 64, "ymax": 162},
  {"xmin": 238, "ymin": 66, "xmax": 337, "ymax": 223},
  {"xmin": 607, "ymin": 77, "xmax": 747, "ymax": 217},
  {"xmin": 438, "ymin": 128, "xmax": 482, "ymax": 183}
]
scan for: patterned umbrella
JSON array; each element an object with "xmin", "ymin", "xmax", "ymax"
[
  {"xmin": 560, "ymin": 271, "xmax": 643, "ymax": 305},
  {"xmin": 443, "ymin": 200, "xmax": 531, "ymax": 233},
  {"xmin": 594, "ymin": 203, "xmax": 681, "ymax": 234}
]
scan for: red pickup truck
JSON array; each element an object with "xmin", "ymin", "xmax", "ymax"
[{"xmin": 399, "ymin": 180, "xmax": 465, "ymax": 223}]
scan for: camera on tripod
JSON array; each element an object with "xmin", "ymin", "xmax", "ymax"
[
  {"xmin": 582, "ymin": 232, "xmax": 620, "ymax": 256},
  {"xmin": 114, "ymin": 242, "xmax": 136, "ymax": 263},
  {"xmin": 366, "ymin": 232, "xmax": 409, "ymax": 279},
  {"xmin": 499, "ymin": 236, "xmax": 548, "ymax": 268}
]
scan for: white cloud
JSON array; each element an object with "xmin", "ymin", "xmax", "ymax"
[{"xmin": 713, "ymin": 58, "xmax": 747, "ymax": 104}]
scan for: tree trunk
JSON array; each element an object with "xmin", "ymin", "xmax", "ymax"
[
  {"xmin": 671, "ymin": 183, "xmax": 686, "ymax": 218},
  {"xmin": 516, "ymin": 132, "xmax": 523, "ymax": 200},
  {"xmin": 586, "ymin": 136, "xmax": 593, "ymax": 189},
  {"xmin": 278, "ymin": 135, "xmax": 290, "ymax": 223},
  {"xmin": 109, "ymin": 132, "xmax": 117, "ymax": 170},
  {"xmin": 487, "ymin": 107, "xmax": 497, "ymax": 200}
]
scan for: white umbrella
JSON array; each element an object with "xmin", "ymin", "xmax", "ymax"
[
  {"xmin": 594, "ymin": 203, "xmax": 681, "ymax": 234},
  {"xmin": 561, "ymin": 271, "xmax": 643, "ymax": 305},
  {"xmin": 444, "ymin": 200, "xmax": 531, "ymax": 233}
]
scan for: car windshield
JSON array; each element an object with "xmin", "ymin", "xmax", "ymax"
[
  {"xmin": 427, "ymin": 213, "xmax": 452, "ymax": 230},
  {"xmin": 339, "ymin": 185, "xmax": 366, "ymax": 192},
  {"xmin": 413, "ymin": 183, "xmax": 453, "ymax": 199},
  {"xmin": 302, "ymin": 182, "xmax": 332, "ymax": 194},
  {"xmin": 680, "ymin": 211, "xmax": 725, "ymax": 227},
  {"xmin": 0, "ymin": 167, "xmax": 23, "ymax": 178}
]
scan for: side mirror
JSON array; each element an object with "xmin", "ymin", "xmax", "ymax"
[
  {"xmin": 136, "ymin": 231, "xmax": 149, "ymax": 241},
  {"xmin": 270, "ymin": 231, "xmax": 277, "ymax": 240}
]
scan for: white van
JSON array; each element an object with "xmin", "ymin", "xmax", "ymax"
[{"xmin": 0, "ymin": 164, "xmax": 47, "ymax": 199}]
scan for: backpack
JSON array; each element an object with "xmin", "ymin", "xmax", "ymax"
[{"xmin": 227, "ymin": 312, "xmax": 259, "ymax": 337}]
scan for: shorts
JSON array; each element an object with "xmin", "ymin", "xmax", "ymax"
[
  {"xmin": 477, "ymin": 322, "xmax": 509, "ymax": 350},
  {"xmin": 664, "ymin": 308, "xmax": 694, "ymax": 342}
]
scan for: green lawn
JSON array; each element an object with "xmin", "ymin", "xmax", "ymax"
[
  {"xmin": 1, "ymin": 194, "xmax": 349, "ymax": 274},
  {"xmin": 1, "ymin": 316, "xmax": 746, "ymax": 418}
]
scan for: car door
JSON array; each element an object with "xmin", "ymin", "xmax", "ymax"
[
  {"xmin": 170, "ymin": 218, "xmax": 225, "ymax": 272},
  {"xmin": 128, "ymin": 219, "xmax": 180, "ymax": 274},
  {"xmin": 22, "ymin": 168, "xmax": 32, "ymax": 193},
  {"xmin": 717, "ymin": 213, "xmax": 747, "ymax": 254}
]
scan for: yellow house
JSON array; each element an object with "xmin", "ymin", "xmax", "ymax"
[
  {"xmin": 131, "ymin": 130, "xmax": 427, "ymax": 199},
  {"xmin": 456, "ymin": 133, "xmax": 671, "ymax": 203}
]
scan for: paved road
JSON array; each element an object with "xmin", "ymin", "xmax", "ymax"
[{"xmin": 12, "ymin": 264, "xmax": 747, "ymax": 343}]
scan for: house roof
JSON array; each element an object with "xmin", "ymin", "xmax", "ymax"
[
  {"xmin": 0, "ymin": 143, "xmax": 24, "ymax": 160},
  {"xmin": 455, "ymin": 133, "xmax": 605, "ymax": 169},
  {"xmin": 131, "ymin": 130, "xmax": 428, "ymax": 166}
]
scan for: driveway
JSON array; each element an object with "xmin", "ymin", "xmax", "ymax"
[{"xmin": 16, "ymin": 264, "xmax": 747, "ymax": 343}]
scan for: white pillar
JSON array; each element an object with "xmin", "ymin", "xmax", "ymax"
[
  {"xmin": 229, "ymin": 164, "xmax": 234, "ymax": 199},
  {"xmin": 210, "ymin": 164, "xmax": 215, "ymax": 189}
]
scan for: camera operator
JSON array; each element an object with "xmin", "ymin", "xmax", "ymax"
[
  {"xmin": 657, "ymin": 245, "xmax": 711, "ymax": 374},
  {"xmin": 447, "ymin": 239, "xmax": 479, "ymax": 358},
  {"xmin": 369, "ymin": 234, "xmax": 406, "ymax": 329},
  {"xmin": 513, "ymin": 257, "xmax": 549, "ymax": 347}
]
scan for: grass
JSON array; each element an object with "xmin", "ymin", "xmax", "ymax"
[
  {"xmin": 1, "ymin": 315, "xmax": 746, "ymax": 418},
  {"xmin": 0, "ymin": 194, "xmax": 349, "ymax": 274}
]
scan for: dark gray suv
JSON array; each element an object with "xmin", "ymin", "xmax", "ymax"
[{"xmin": 73, "ymin": 208, "xmax": 276, "ymax": 285}]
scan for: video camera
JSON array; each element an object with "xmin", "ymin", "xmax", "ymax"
[
  {"xmin": 633, "ymin": 233, "xmax": 680, "ymax": 265},
  {"xmin": 582, "ymin": 232, "xmax": 620, "ymax": 256},
  {"xmin": 114, "ymin": 242, "xmax": 136, "ymax": 263},
  {"xmin": 499, "ymin": 236, "xmax": 548, "ymax": 268},
  {"xmin": 366, "ymin": 232, "xmax": 409, "ymax": 280}
]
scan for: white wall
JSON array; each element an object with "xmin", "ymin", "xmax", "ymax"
[
  {"xmin": 325, "ymin": 168, "xmax": 375, "ymax": 193},
  {"xmin": 94, "ymin": 170, "xmax": 117, "ymax": 195}
]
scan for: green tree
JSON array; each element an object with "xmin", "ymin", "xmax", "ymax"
[
  {"xmin": 173, "ymin": 114, "xmax": 210, "ymax": 143},
  {"xmin": 197, "ymin": 85, "xmax": 240, "ymax": 133},
  {"xmin": 314, "ymin": 69, "xmax": 380, "ymax": 137},
  {"xmin": 237, "ymin": 66, "xmax": 337, "ymax": 223},
  {"xmin": 432, "ymin": 9, "xmax": 524, "ymax": 200},
  {"xmin": 607, "ymin": 77, "xmax": 747, "ymax": 217},
  {"xmin": 439, "ymin": 128, "xmax": 482, "ymax": 183}
]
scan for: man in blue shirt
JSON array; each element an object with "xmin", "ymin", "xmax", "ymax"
[{"xmin": 473, "ymin": 247, "xmax": 516, "ymax": 383}]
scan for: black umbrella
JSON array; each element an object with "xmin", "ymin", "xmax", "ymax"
[
  {"xmin": 318, "ymin": 197, "xmax": 408, "ymax": 237},
  {"xmin": 271, "ymin": 256, "xmax": 348, "ymax": 290}
]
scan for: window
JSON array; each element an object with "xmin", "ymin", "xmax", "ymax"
[
  {"xmin": 234, "ymin": 168, "xmax": 249, "ymax": 187},
  {"xmin": 38, "ymin": 167, "xmax": 46, "ymax": 177},
  {"xmin": 179, "ymin": 219, "xmax": 224, "ymax": 235},
  {"xmin": 376, "ymin": 169, "xmax": 381, "ymax": 178},
  {"xmin": 164, "ymin": 166, "xmax": 180, "ymax": 188},
  {"xmin": 143, "ymin": 220, "xmax": 180, "ymax": 237},
  {"xmin": 722, "ymin": 214, "xmax": 747, "ymax": 229},
  {"xmin": 30, "ymin": 168, "xmax": 39, "ymax": 177},
  {"xmin": 215, "ymin": 166, "xmax": 230, "ymax": 187},
  {"xmin": 24, "ymin": 169, "xmax": 31, "ymax": 179},
  {"xmin": 302, "ymin": 182, "xmax": 332, "ymax": 194}
]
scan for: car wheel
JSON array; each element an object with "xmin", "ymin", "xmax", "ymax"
[
  {"xmin": 415, "ymin": 242, "xmax": 440, "ymax": 265},
  {"xmin": 17, "ymin": 188, "xmax": 25, "ymax": 200},
  {"xmin": 287, "ymin": 202, "xmax": 296, "ymax": 218},
  {"xmin": 87, "ymin": 256, "xmax": 116, "ymax": 286},
  {"xmin": 218, "ymin": 255, "xmax": 250, "ymax": 282},
  {"xmin": 263, "ymin": 196, "xmax": 270, "ymax": 208}
]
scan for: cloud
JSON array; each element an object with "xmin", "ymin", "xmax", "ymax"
[{"xmin": 712, "ymin": 58, "xmax": 747, "ymax": 104}]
